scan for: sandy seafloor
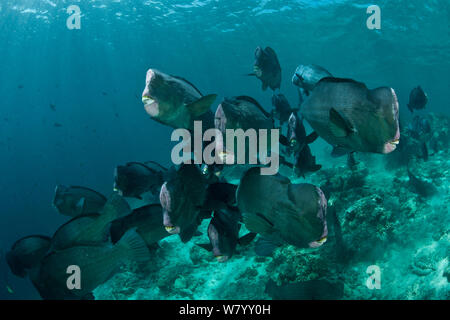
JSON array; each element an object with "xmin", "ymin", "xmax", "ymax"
[{"xmin": 95, "ymin": 114, "xmax": 449, "ymax": 300}]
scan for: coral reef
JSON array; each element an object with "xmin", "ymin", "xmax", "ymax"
[{"xmin": 94, "ymin": 114, "xmax": 449, "ymax": 300}]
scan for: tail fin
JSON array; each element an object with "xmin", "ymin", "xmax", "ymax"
[
  {"xmin": 238, "ymin": 232, "xmax": 257, "ymax": 246},
  {"xmin": 117, "ymin": 229, "xmax": 150, "ymax": 263}
]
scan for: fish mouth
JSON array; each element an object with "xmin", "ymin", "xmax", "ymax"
[
  {"xmin": 309, "ymin": 236, "xmax": 328, "ymax": 248},
  {"xmin": 143, "ymin": 95, "xmax": 159, "ymax": 117},
  {"xmin": 383, "ymin": 88, "xmax": 401, "ymax": 154},
  {"xmin": 215, "ymin": 255, "xmax": 229, "ymax": 262},
  {"xmin": 142, "ymin": 95, "xmax": 155, "ymax": 105},
  {"xmin": 383, "ymin": 138, "xmax": 400, "ymax": 154},
  {"xmin": 112, "ymin": 187, "xmax": 123, "ymax": 196},
  {"xmin": 164, "ymin": 225, "xmax": 180, "ymax": 234}
]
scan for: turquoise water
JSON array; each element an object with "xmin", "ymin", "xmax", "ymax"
[{"xmin": 0, "ymin": 1, "xmax": 448, "ymax": 299}]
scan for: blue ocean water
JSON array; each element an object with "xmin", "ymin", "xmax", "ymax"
[{"xmin": 0, "ymin": 0, "xmax": 449, "ymax": 300}]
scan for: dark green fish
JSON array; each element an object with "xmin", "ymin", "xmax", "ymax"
[
  {"xmin": 31, "ymin": 229, "xmax": 149, "ymax": 300},
  {"xmin": 301, "ymin": 77, "xmax": 400, "ymax": 154},
  {"xmin": 6, "ymin": 235, "xmax": 51, "ymax": 278},
  {"xmin": 110, "ymin": 204, "xmax": 169, "ymax": 248},
  {"xmin": 159, "ymin": 164, "xmax": 207, "ymax": 243},
  {"xmin": 113, "ymin": 162, "xmax": 164, "ymax": 200},
  {"xmin": 197, "ymin": 209, "xmax": 256, "ymax": 262},
  {"xmin": 53, "ymin": 185, "xmax": 107, "ymax": 217},
  {"xmin": 237, "ymin": 167, "xmax": 328, "ymax": 249},
  {"xmin": 407, "ymin": 86, "xmax": 428, "ymax": 113},
  {"xmin": 142, "ymin": 69, "xmax": 217, "ymax": 130},
  {"xmin": 247, "ymin": 46, "xmax": 281, "ymax": 91},
  {"xmin": 51, "ymin": 193, "xmax": 131, "ymax": 251}
]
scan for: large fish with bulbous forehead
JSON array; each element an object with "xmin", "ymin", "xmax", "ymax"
[
  {"xmin": 142, "ymin": 69, "xmax": 217, "ymax": 130},
  {"xmin": 301, "ymin": 77, "xmax": 400, "ymax": 154},
  {"xmin": 215, "ymin": 96, "xmax": 275, "ymax": 159},
  {"xmin": 237, "ymin": 167, "xmax": 328, "ymax": 249},
  {"xmin": 52, "ymin": 185, "xmax": 107, "ymax": 217},
  {"xmin": 30, "ymin": 230, "xmax": 149, "ymax": 300},
  {"xmin": 6, "ymin": 235, "xmax": 51, "ymax": 278},
  {"xmin": 113, "ymin": 162, "xmax": 164, "ymax": 200},
  {"xmin": 215, "ymin": 95, "xmax": 273, "ymax": 133}
]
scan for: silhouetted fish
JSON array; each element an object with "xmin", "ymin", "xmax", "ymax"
[
  {"xmin": 247, "ymin": 46, "xmax": 282, "ymax": 91},
  {"xmin": 159, "ymin": 164, "xmax": 207, "ymax": 242},
  {"xmin": 407, "ymin": 86, "xmax": 427, "ymax": 113},
  {"xmin": 286, "ymin": 113, "xmax": 321, "ymax": 177},
  {"xmin": 31, "ymin": 229, "xmax": 149, "ymax": 300},
  {"xmin": 53, "ymin": 185, "xmax": 107, "ymax": 217},
  {"xmin": 113, "ymin": 162, "xmax": 164, "ymax": 200},
  {"xmin": 197, "ymin": 209, "xmax": 255, "ymax": 262},
  {"xmin": 110, "ymin": 204, "xmax": 169, "ymax": 248},
  {"xmin": 271, "ymin": 93, "xmax": 297, "ymax": 125},
  {"xmin": 6, "ymin": 235, "xmax": 51, "ymax": 278},
  {"xmin": 51, "ymin": 193, "xmax": 131, "ymax": 250}
]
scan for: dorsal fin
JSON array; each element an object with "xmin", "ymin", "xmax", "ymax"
[
  {"xmin": 317, "ymin": 77, "xmax": 367, "ymax": 89},
  {"xmin": 144, "ymin": 161, "xmax": 168, "ymax": 172},
  {"xmin": 52, "ymin": 213, "xmax": 101, "ymax": 238},
  {"xmin": 126, "ymin": 161, "xmax": 157, "ymax": 174},
  {"xmin": 11, "ymin": 235, "xmax": 51, "ymax": 250},
  {"xmin": 170, "ymin": 75, "xmax": 203, "ymax": 96},
  {"xmin": 235, "ymin": 95, "xmax": 272, "ymax": 118},
  {"xmin": 69, "ymin": 186, "xmax": 107, "ymax": 201}
]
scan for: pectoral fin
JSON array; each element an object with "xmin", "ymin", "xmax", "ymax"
[
  {"xmin": 254, "ymin": 237, "xmax": 282, "ymax": 257},
  {"xmin": 306, "ymin": 131, "xmax": 319, "ymax": 144},
  {"xmin": 196, "ymin": 243, "xmax": 213, "ymax": 251},
  {"xmin": 186, "ymin": 94, "xmax": 217, "ymax": 117},
  {"xmin": 238, "ymin": 232, "xmax": 257, "ymax": 246},
  {"xmin": 279, "ymin": 135, "xmax": 289, "ymax": 147},
  {"xmin": 331, "ymin": 146, "xmax": 351, "ymax": 158},
  {"xmin": 75, "ymin": 198, "xmax": 85, "ymax": 214},
  {"xmin": 329, "ymin": 108, "xmax": 354, "ymax": 138}
]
